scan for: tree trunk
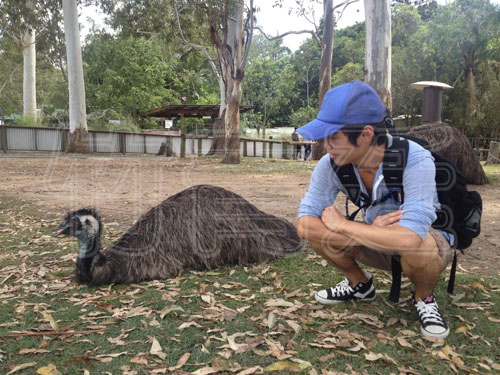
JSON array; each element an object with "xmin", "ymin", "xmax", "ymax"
[
  {"xmin": 464, "ymin": 52, "xmax": 477, "ymax": 124},
  {"xmin": 22, "ymin": 24, "xmax": 36, "ymax": 118},
  {"xmin": 364, "ymin": 0, "xmax": 392, "ymax": 114},
  {"xmin": 63, "ymin": 0, "xmax": 90, "ymax": 153},
  {"xmin": 207, "ymin": 110, "xmax": 226, "ymax": 155},
  {"xmin": 312, "ymin": 0, "xmax": 335, "ymax": 161},
  {"xmin": 207, "ymin": 76, "xmax": 227, "ymax": 155},
  {"xmin": 222, "ymin": 0, "xmax": 245, "ymax": 164}
]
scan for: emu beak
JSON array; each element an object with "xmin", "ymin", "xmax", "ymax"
[{"xmin": 54, "ymin": 221, "xmax": 71, "ymax": 237}]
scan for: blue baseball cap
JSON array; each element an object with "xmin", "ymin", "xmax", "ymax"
[{"xmin": 297, "ymin": 81, "xmax": 386, "ymax": 141}]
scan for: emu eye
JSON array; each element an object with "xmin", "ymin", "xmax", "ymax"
[{"xmin": 85, "ymin": 219, "xmax": 91, "ymax": 225}]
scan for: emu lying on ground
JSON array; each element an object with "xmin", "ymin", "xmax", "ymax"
[{"xmin": 55, "ymin": 185, "xmax": 301, "ymax": 286}]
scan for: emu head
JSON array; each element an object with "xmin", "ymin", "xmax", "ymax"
[{"xmin": 55, "ymin": 208, "xmax": 102, "ymax": 243}]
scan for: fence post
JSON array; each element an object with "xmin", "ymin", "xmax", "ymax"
[
  {"xmin": 180, "ymin": 134, "xmax": 186, "ymax": 158},
  {"xmin": 253, "ymin": 141, "xmax": 256, "ymax": 157},
  {"xmin": 269, "ymin": 141, "xmax": 273, "ymax": 158},
  {"xmin": 282, "ymin": 142, "xmax": 287, "ymax": 160},
  {"xmin": 120, "ymin": 133, "xmax": 126, "ymax": 154},
  {"xmin": 243, "ymin": 140, "xmax": 247, "ymax": 157},
  {"xmin": 61, "ymin": 129, "xmax": 67, "ymax": 152},
  {"xmin": 198, "ymin": 138, "xmax": 202, "ymax": 156},
  {"xmin": 263, "ymin": 141, "xmax": 267, "ymax": 158},
  {"xmin": 33, "ymin": 128, "xmax": 38, "ymax": 151},
  {"xmin": 1, "ymin": 126, "xmax": 7, "ymax": 152}
]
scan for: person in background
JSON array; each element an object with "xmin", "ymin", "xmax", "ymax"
[{"xmin": 291, "ymin": 127, "xmax": 301, "ymax": 159}]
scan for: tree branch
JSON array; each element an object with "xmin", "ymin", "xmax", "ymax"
[
  {"xmin": 254, "ymin": 26, "xmax": 323, "ymax": 49},
  {"xmin": 174, "ymin": 4, "xmax": 222, "ymax": 84},
  {"xmin": 240, "ymin": 0, "xmax": 254, "ymax": 71}
]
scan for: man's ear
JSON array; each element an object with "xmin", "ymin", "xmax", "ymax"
[{"xmin": 360, "ymin": 125, "xmax": 375, "ymax": 144}]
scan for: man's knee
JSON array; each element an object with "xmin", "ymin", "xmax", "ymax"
[{"xmin": 400, "ymin": 233, "xmax": 441, "ymax": 271}]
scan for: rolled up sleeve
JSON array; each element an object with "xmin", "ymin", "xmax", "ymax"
[
  {"xmin": 298, "ymin": 154, "xmax": 340, "ymax": 219},
  {"xmin": 398, "ymin": 145, "xmax": 438, "ymax": 241}
]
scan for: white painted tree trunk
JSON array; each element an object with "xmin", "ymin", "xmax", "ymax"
[
  {"xmin": 364, "ymin": 0, "xmax": 392, "ymax": 113},
  {"xmin": 22, "ymin": 1, "xmax": 36, "ymax": 118},
  {"xmin": 62, "ymin": 0, "xmax": 90, "ymax": 153},
  {"xmin": 222, "ymin": 0, "xmax": 245, "ymax": 164}
]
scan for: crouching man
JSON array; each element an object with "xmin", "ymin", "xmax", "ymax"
[{"xmin": 296, "ymin": 81, "xmax": 454, "ymax": 339}]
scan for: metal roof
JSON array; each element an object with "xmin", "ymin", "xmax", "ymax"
[
  {"xmin": 410, "ymin": 81, "xmax": 453, "ymax": 90},
  {"xmin": 142, "ymin": 104, "xmax": 255, "ymax": 118}
]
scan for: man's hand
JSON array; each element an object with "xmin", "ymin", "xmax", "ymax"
[
  {"xmin": 372, "ymin": 210, "xmax": 403, "ymax": 227},
  {"xmin": 321, "ymin": 205, "xmax": 347, "ymax": 232}
]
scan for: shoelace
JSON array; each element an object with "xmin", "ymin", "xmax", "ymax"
[
  {"xmin": 330, "ymin": 278, "xmax": 354, "ymax": 296},
  {"xmin": 416, "ymin": 300, "xmax": 445, "ymax": 325}
]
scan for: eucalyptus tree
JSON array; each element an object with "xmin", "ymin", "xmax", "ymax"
[
  {"xmin": 264, "ymin": 0, "xmax": 359, "ymax": 159},
  {"xmin": 427, "ymin": 0, "xmax": 500, "ymax": 127},
  {"xmin": 364, "ymin": 0, "xmax": 391, "ymax": 112},
  {"xmin": 63, "ymin": 0, "xmax": 90, "ymax": 153},
  {"xmin": 0, "ymin": 0, "xmax": 38, "ymax": 118}
]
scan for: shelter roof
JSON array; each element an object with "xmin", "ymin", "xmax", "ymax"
[{"xmin": 142, "ymin": 104, "xmax": 255, "ymax": 118}]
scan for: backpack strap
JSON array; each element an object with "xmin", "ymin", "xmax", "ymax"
[
  {"xmin": 382, "ymin": 136, "xmax": 409, "ymax": 204},
  {"xmin": 330, "ymin": 159, "xmax": 369, "ymax": 208},
  {"xmin": 447, "ymin": 250, "xmax": 458, "ymax": 294},
  {"xmin": 382, "ymin": 137, "xmax": 409, "ymax": 303}
]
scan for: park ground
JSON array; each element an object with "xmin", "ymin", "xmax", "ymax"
[{"xmin": 0, "ymin": 153, "xmax": 500, "ymax": 374}]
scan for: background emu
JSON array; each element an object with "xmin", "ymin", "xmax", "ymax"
[{"xmin": 55, "ymin": 185, "xmax": 302, "ymax": 286}]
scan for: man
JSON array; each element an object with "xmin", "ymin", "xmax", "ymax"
[
  {"xmin": 296, "ymin": 81, "xmax": 453, "ymax": 339},
  {"xmin": 291, "ymin": 127, "xmax": 301, "ymax": 159}
]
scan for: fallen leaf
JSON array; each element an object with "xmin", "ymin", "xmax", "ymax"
[
  {"xmin": 471, "ymin": 282, "xmax": 486, "ymax": 292},
  {"xmin": 397, "ymin": 337, "xmax": 413, "ymax": 349},
  {"xmin": 264, "ymin": 361, "xmax": 302, "ymax": 372},
  {"xmin": 267, "ymin": 312, "xmax": 277, "ymax": 330},
  {"xmin": 40, "ymin": 311, "xmax": 58, "ymax": 331},
  {"xmin": 237, "ymin": 367, "xmax": 261, "ymax": 375},
  {"xmin": 19, "ymin": 348, "xmax": 50, "ymax": 354},
  {"xmin": 190, "ymin": 367, "xmax": 219, "ymax": 375},
  {"xmin": 487, "ymin": 317, "xmax": 500, "ymax": 323},
  {"xmin": 130, "ymin": 357, "xmax": 148, "ymax": 365},
  {"xmin": 178, "ymin": 321, "xmax": 202, "ymax": 330},
  {"xmin": 159, "ymin": 305, "xmax": 184, "ymax": 319},
  {"xmin": 264, "ymin": 299, "xmax": 294, "ymax": 308},
  {"xmin": 286, "ymin": 320, "xmax": 301, "ymax": 335},
  {"xmin": 150, "ymin": 337, "xmax": 166, "ymax": 360},
  {"xmin": 36, "ymin": 364, "xmax": 61, "ymax": 375},
  {"xmin": 7, "ymin": 363, "xmax": 37, "ymax": 374},
  {"xmin": 169, "ymin": 353, "xmax": 190, "ymax": 371},
  {"xmin": 364, "ymin": 352, "xmax": 397, "ymax": 365}
]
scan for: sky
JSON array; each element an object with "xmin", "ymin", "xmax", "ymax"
[{"xmin": 80, "ymin": 0, "xmax": 500, "ymax": 51}]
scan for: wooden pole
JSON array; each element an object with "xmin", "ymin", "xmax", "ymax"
[{"xmin": 180, "ymin": 113, "xmax": 186, "ymax": 158}]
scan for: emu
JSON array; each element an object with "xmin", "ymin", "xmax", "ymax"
[{"xmin": 55, "ymin": 185, "xmax": 301, "ymax": 286}]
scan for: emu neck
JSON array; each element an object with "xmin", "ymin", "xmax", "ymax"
[{"xmin": 77, "ymin": 234, "xmax": 100, "ymax": 259}]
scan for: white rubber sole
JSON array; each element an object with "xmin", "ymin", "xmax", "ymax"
[
  {"xmin": 420, "ymin": 325, "xmax": 450, "ymax": 339},
  {"xmin": 314, "ymin": 292, "xmax": 376, "ymax": 305}
]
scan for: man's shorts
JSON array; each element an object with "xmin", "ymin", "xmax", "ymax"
[{"xmin": 344, "ymin": 228, "xmax": 454, "ymax": 272}]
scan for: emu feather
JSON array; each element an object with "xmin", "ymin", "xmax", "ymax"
[{"xmin": 56, "ymin": 185, "xmax": 302, "ymax": 286}]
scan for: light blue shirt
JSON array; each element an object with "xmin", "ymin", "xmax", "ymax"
[{"xmin": 298, "ymin": 136, "xmax": 453, "ymax": 244}]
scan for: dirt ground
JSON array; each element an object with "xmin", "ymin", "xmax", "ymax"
[{"xmin": 1, "ymin": 153, "xmax": 499, "ymax": 277}]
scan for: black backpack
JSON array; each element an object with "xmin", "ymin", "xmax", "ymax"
[{"xmin": 330, "ymin": 135, "xmax": 482, "ymax": 302}]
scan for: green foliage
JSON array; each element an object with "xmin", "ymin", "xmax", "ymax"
[
  {"xmin": 331, "ymin": 62, "xmax": 363, "ymax": 87},
  {"xmin": 243, "ymin": 50, "xmax": 297, "ymax": 127},
  {"xmin": 288, "ymin": 106, "xmax": 317, "ymax": 129},
  {"xmin": 83, "ymin": 34, "xmax": 177, "ymax": 125}
]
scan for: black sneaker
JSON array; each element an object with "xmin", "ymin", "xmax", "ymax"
[
  {"xmin": 315, "ymin": 275, "xmax": 376, "ymax": 304},
  {"xmin": 414, "ymin": 294, "xmax": 450, "ymax": 339}
]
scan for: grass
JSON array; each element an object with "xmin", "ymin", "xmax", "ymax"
[
  {"xmin": 482, "ymin": 162, "xmax": 500, "ymax": 182},
  {"xmin": 1, "ymin": 193, "xmax": 500, "ymax": 375}
]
